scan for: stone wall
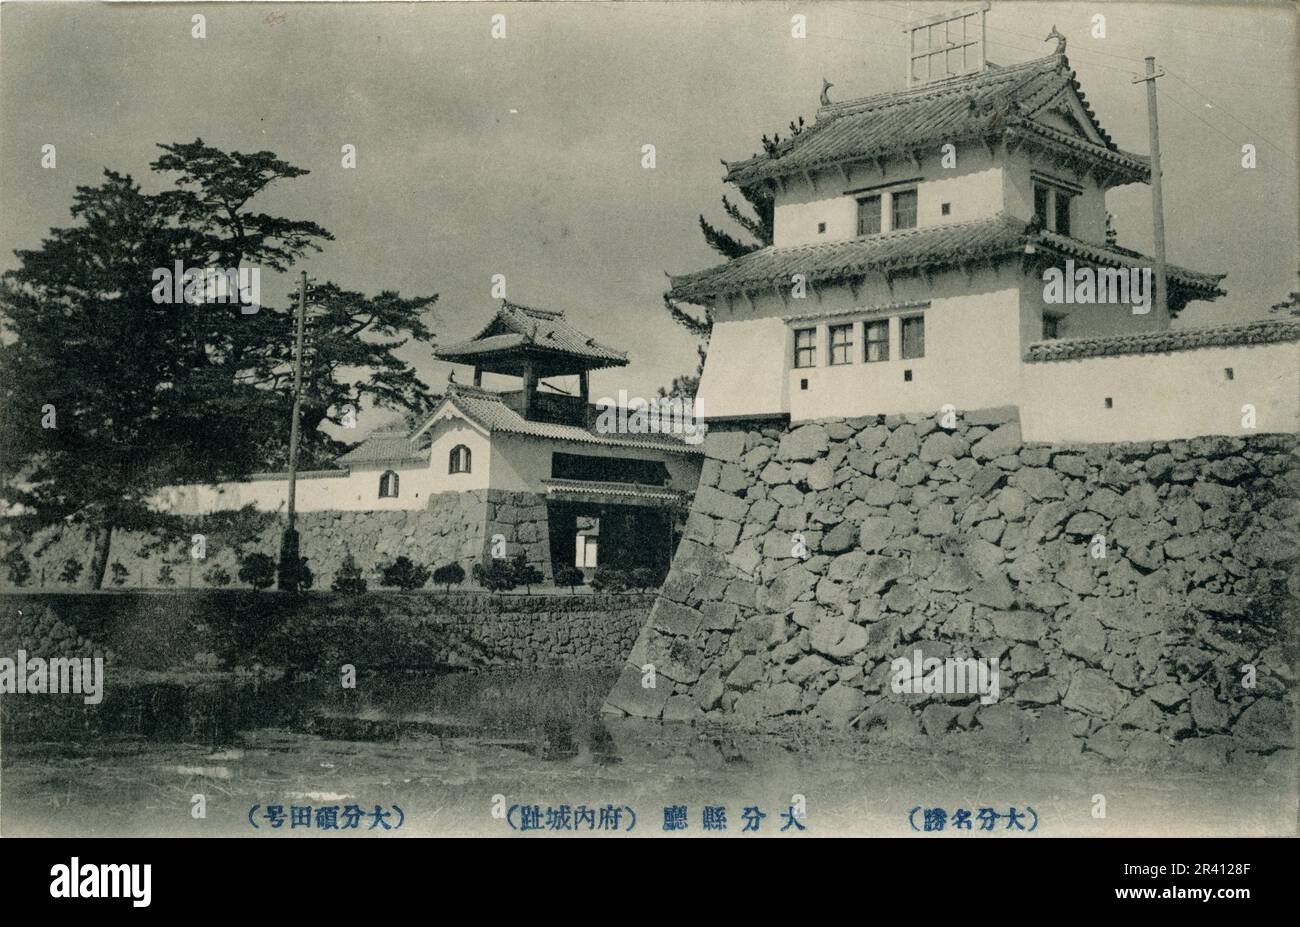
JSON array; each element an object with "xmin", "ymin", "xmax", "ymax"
[
  {"xmin": 604, "ymin": 409, "xmax": 1297, "ymax": 771},
  {"xmin": 1, "ymin": 490, "xmax": 496, "ymax": 591},
  {"xmin": 484, "ymin": 490, "xmax": 552, "ymax": 580},
  {"xmin": 0, "ymin": 590, "xmax": 651, "ymax": 671}
]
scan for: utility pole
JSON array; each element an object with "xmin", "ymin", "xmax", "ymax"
[
  {"xmin": 1134, "ymin": 56, "xmax": 1168, "ymax": 320},
  {"xmin": 278, "ymin": 271, "xmax": 308, "ymax": 592}
]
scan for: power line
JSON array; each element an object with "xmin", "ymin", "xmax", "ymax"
[{"xmin": 1164, "ymin": 69, "xmax": 1298, "ymax": 165}]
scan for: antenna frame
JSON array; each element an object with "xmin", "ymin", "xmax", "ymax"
[{"xmin": 903, "ymin": 2, "xmax": 990, "ymax": 88}]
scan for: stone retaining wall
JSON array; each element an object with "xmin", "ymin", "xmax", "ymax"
[
  {"xmin": 0, "ymin": 590, "xmax": 651, "ymax": 671},
  {"xmin": 1, "ymin": 488, "xmax": 555, "ymax": 590},
  {"xmin": 604, "ymin": 408, "xmax": 1297, "ymax": 770}
]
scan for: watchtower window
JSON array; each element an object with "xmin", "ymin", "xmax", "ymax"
[{"xmin": 378, "ymin": 470, "xmax": 400, "ymax": 498}]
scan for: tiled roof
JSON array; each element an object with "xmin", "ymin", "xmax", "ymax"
[
  {"xmin": 435, "ymin": 301, "xmax": 628, "ymax": 366},
  {"xmin": 1025, "ymin": 318, "xmax": 1300, "ymax": 361},
  {"xmin": 724, "ymin": 53, "xmax": 1148, "ymax": 187},
  {"xmin": 336, "ymin": 430, "xmax": 427, "ymax": 466},
  {"xmin": 667, "ymin": 215, "xmax": 1224, "ymax": 302},
  {"xmin": 728, "ymin": 52, "xmax": 1144, "ymax": 188},
  {"xmin": 542, "ymin": 477, "xmax": 692, "ymax": 504},
  {"xmin": 1032, "ymin": 230, "xmax": 1225, "ymax": 294},
  {"xmin": 419, "ymin": 383, "xmax": 703, "ymax": 455}
]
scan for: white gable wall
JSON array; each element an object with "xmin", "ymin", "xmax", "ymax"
[{"xmin": 422, "ymin": 409, "xmax": 493, "ymax": 492}]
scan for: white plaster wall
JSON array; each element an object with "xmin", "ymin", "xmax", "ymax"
[
  {"xmin": 1003, "ymin": 146, "xmax": 1109, "ymax": 246},
  {"xmin": 1018, "ymin": 275, "xmax": 1171, "ymax": 348},
  {"xmin": 153, "ymin": 463, "xmax": 437, "ymax": 516},
  {"xmin": 152, "ymin": 411, "xmax": 495, "ymax": 516},
  {"xmin": 787, "ymin": 287, "xmax": 1023, "ymax": 421},
  {"xmin": 424, "ymin": 414, "xmax": 493, "ymax": 492},
  {"xmin": 696, "ymin": 317, "xmax": 790, "ymax": 419},
  {"xmin": 1020, "ymin": 341, "xmax": 1300, "ymax": 443},
  {"xmin": 773, "ymin": 148, "xmax": 1005, "ymax": 248}
]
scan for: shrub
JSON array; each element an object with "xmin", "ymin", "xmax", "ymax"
[
  {"xmin": 380, "ymin": 555, "xmax": 431, "ymax": 591},
  {"xmin": 630, "ymin": 566, "xmax": 659, "ymax": 590},
  {"xmin": 552, "ymin": 565, "xmax": 584, "ymax": 591},
  {"xmin": 590, "ymin": 565, "xmax": 630, "ymax": 593},
  {"xmin": 238, "ymin": 552, "xmax": 277, "ymax": 591},
  {"xmin": 509, "ymin": 553, "xmax": 543, "ymax": 594},
  {"xmin": 472, "ymin": 557, "xmax": 515, "ymax": 593},
  {"xmin": 109, "ymin": 561, "xmax": 129, "ymax": 586},
  {"xmin": 59, "ymin": 558, "xmax": 84, "ymax": 585},
  {"xmin": 157, "ymin": 563, "xmax": 177, "ymax": 587},
  {"xmin": 203, "ymin": 564, "xmax": 232, "ymax": 587},
  {"xmin": 432, "ymin": 562, "xmax": 466, "ymax": 592},
  {"xmin": 3, "ymin": 547, "xmax": 32, "ymax": 586},
  {"xmin": 331, "ymin": 553, "xmax": 368, "ymax": 594},
  {"xmin": 294, "ymin": 557, "xmax": 315, "ymax": 591}
]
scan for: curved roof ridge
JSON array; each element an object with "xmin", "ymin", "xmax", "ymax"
[{"xmin": 818, "ymin": 53, "xmax": 1063, "ymax": 119}]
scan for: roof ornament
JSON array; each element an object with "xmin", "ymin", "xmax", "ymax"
[
  {"xmin": 820, "ymin": 78, "xmax": 834, "ymax": 107},
  {"xmin": 1045, "ymin": 25, "xmax": 1067, "ymax": 56},
  {"xmin": 448, "ymin": 369, "xmax": 457, "ymax": 384}
]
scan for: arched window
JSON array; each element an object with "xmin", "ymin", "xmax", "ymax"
[
  {"xmin": 449, "ymin": 444, "xmax": 472, "ymax": 474},
  {"xmin": 378, "ymin": 470, "xmax": 399, "ymax": 498}
]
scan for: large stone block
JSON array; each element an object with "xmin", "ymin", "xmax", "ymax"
[{"xmin": 777, "ymin": 424, "xmax": 829, "ymax": 462}]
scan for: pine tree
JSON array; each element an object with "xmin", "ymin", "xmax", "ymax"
[{"xmin": 661, "ymin": 121, "xmax": 802, "ymax": 394}]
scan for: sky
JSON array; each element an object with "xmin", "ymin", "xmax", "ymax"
[{"xmin": 2, "ymin": 1, "xmax": 1297, "ymax": 437}]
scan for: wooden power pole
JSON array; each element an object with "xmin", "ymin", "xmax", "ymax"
[
  {"xmin": 278, "ymin": 270, "xmax": 308, "ymax": 592},
  {"xmin": 1134, "ymin": 56, "xmax": 1168, "ymax": 319}
]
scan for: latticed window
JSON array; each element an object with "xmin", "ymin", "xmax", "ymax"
[
  {"xmin": 857, "ymin": 195, "xmax": 882, "ymax": 236},
  {"xmin": 1034, "ymin": 183, "xmax": 1050, "ymax": 227},
  {"xmin": 1054, "ymin": 190, "xmax": 1072, "ymax": 236},
  {"xmin": 448, "ymin": 444, "xmax": 472, "ymax": 474},
  {"xmin": 378, "ymin": 470, "xmax": 400, "ymax": 498},
  {"xmin": 1033, "ymin": 179, "xmax": 1076, "ymax": 234},
  {"xmin": 793, "ymin": 328, "xmax": 817, "ymax": 368},
  {"xmin": 829, "ymin": 324, "xmax": 854, "ymax": 365},
  {"xmin": 891, "ymin": 189, "xmax": 918, "ymax": 231},
  {"xmin": 901, "ymin": 315, "xmax": 926, "ymax": 359},
  {"xmin": 864, "ymin": 320, "xmax": 890, "ymax": 362}
]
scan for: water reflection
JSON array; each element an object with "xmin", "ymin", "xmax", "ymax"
[{"xmin": 0, "ymin": 667, "xmax": 622, "ymax": 763}]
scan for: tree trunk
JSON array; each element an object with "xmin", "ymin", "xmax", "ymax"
[{"xmin": 89, "ymin": 524, "xmax": 113, "ymax": 590}]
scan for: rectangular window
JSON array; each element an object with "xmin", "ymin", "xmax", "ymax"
[
  {"xmin": 1034, "ymin": 183, "xmax": 1050, "ymax": 227},
  {"xmin": 857, "ymin": 195, "xmax": 882, "ymax": 236},
  {"xmin": 794, "ymin": 328, "xmax": 817, "ymax": 368},
  {"xmin": 1042, "ymin": 314, "xmax": 1061, "ymax": 340},
  {"xmin": 864, "ymin": 319, "xmax": 890, "ymax": 362},
  {"xmin": 829, "ymin": 324, "xmax": 854, "ymax": 365},
  {"xmin": 891, "ymin": 189, "xmax": 918, "ymax": 230},
  {"xmin": 1054, "ymin": 190, "xmax": 1072, "ymax": 236},
  {"xmin": 901, "ymin": 315, "xmax": 925, "ymax": 359}
]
